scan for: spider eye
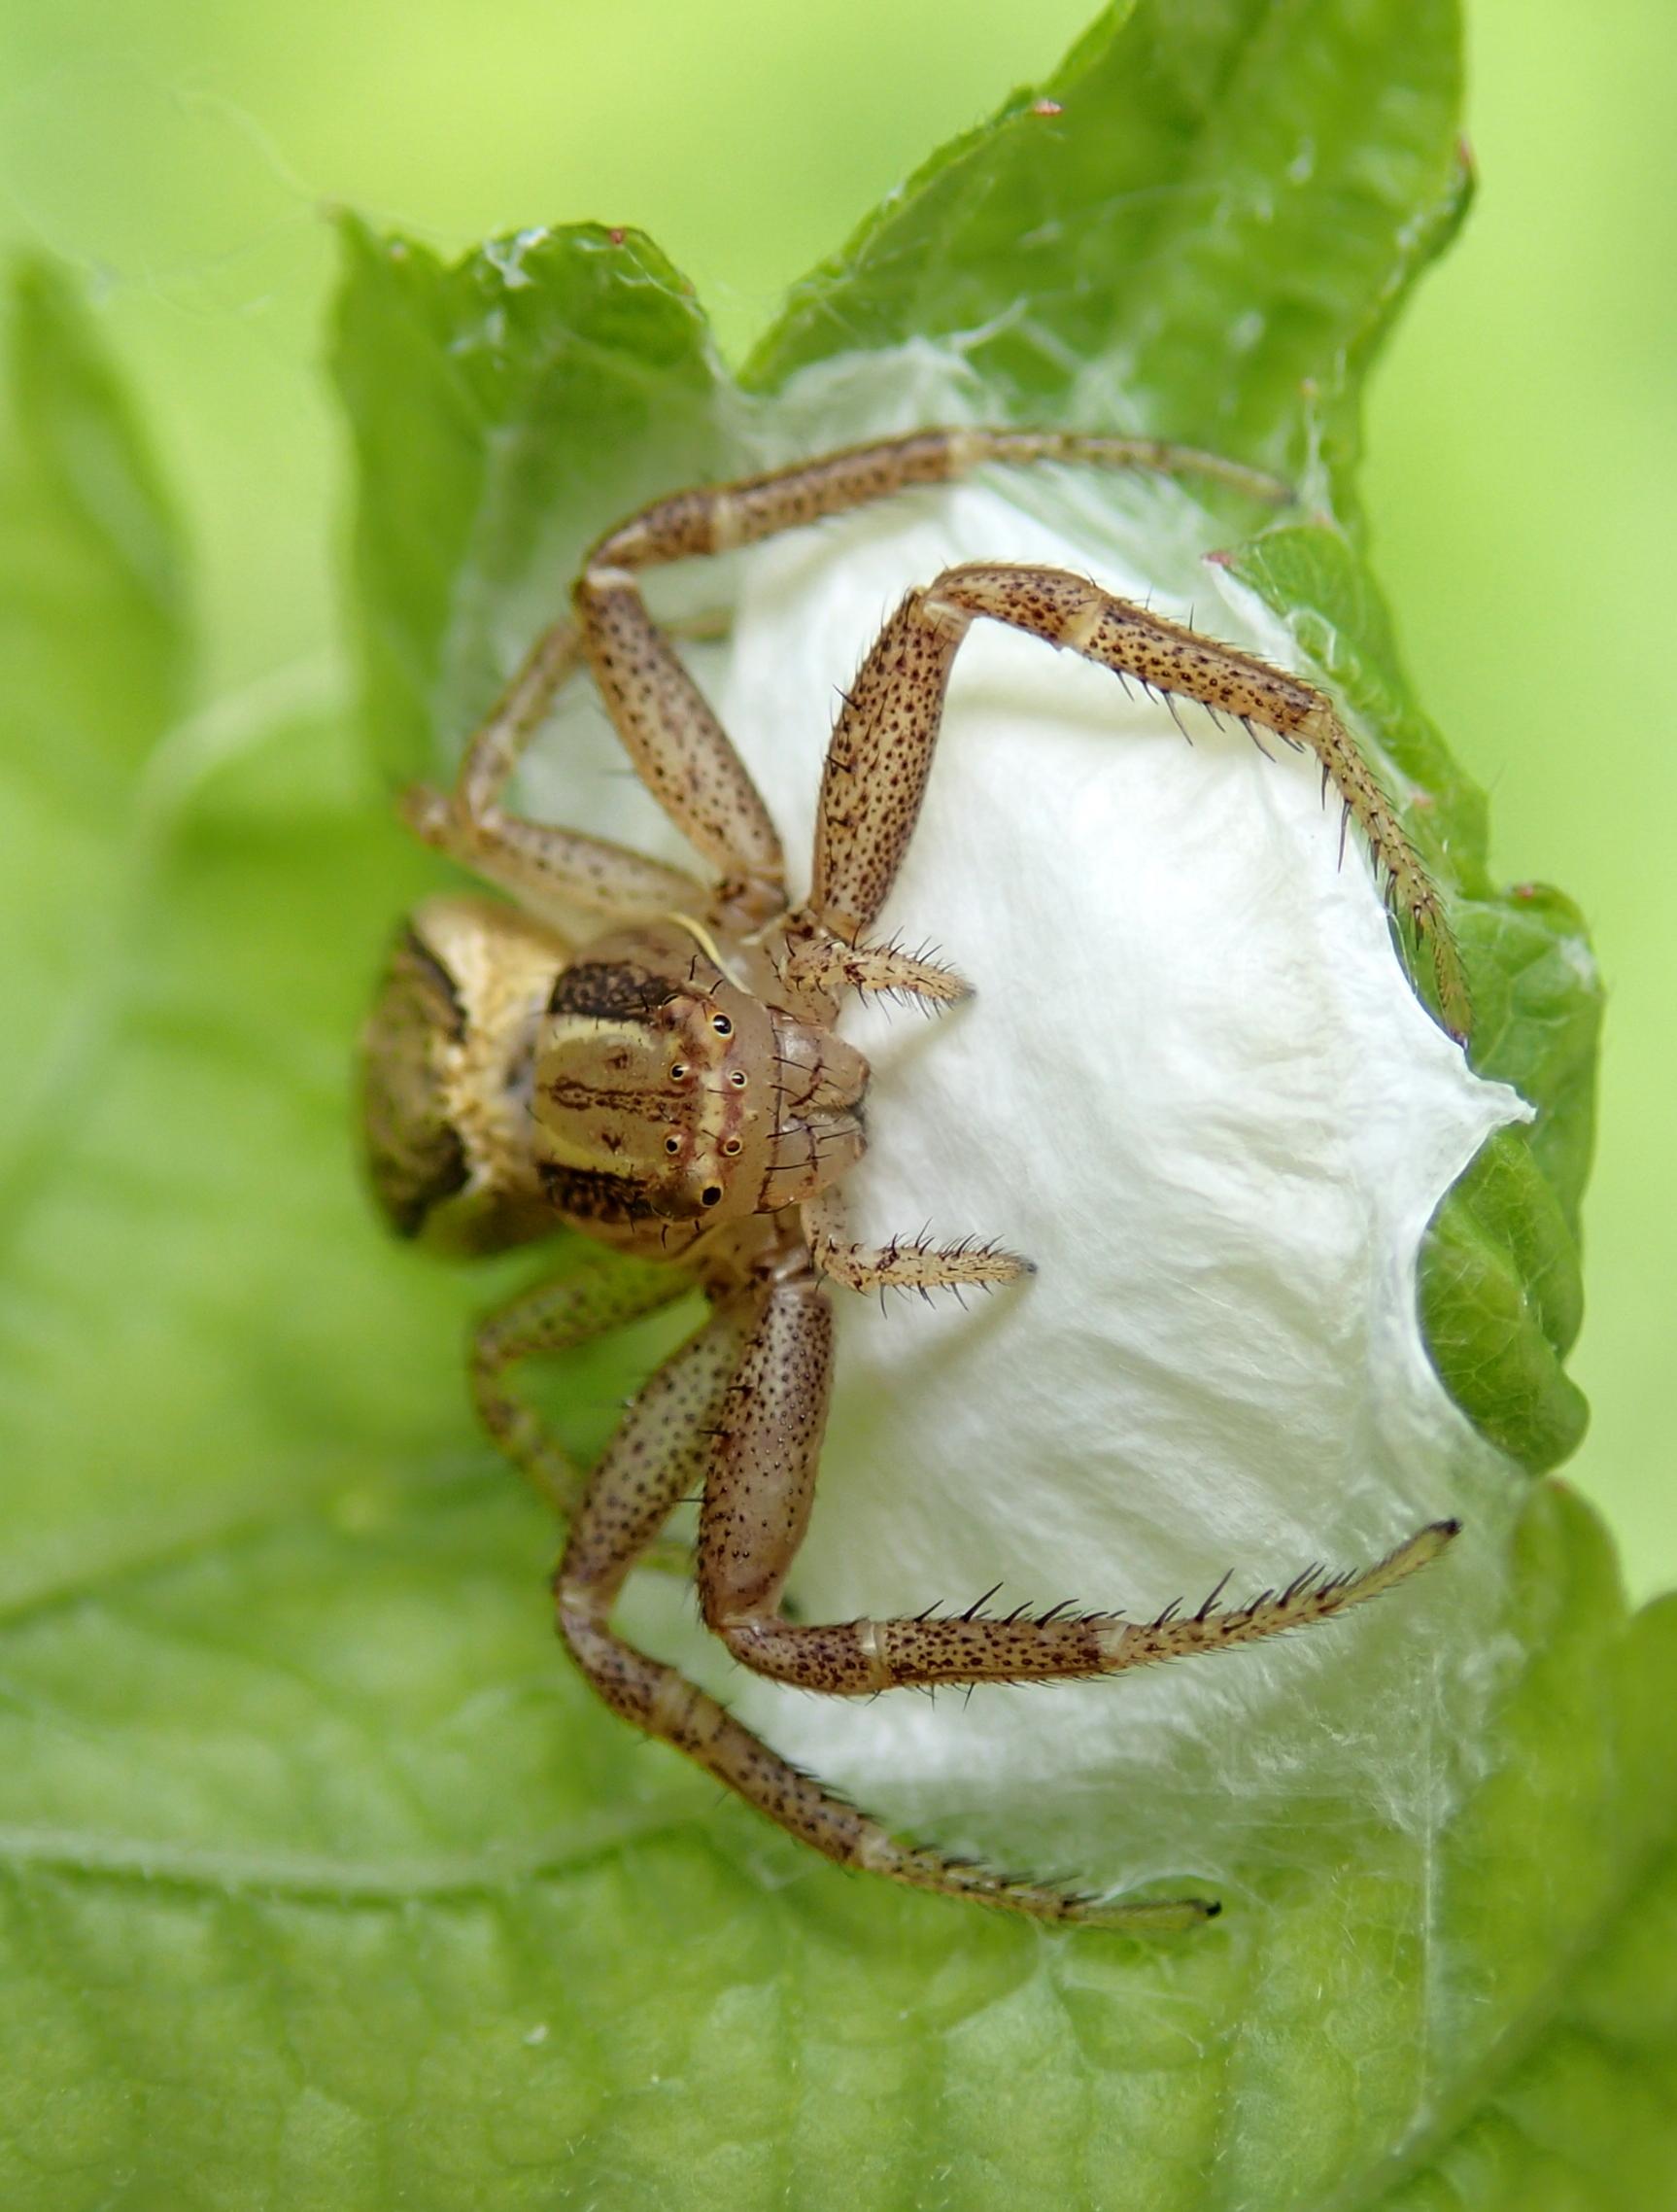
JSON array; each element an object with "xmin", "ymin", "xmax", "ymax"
[
  {"xmin": 669, "ymin": 1062, "xmax": 688, "ymax": 1080},
  {"xmin": 723, "ymin": 1137, "xmax": 742, "ymax": 1157},
  {"xmin": 710, "ymin": 1014, "xmax": 732, "ymax": 1036},
  {"xmin": 665, "ymin": 1136, "xmax": 681, "ymax": 1156},
  {"xmin": 701, "ymin": 1186, "xmax": 723, "ymax": 1206},
  {"xmin": 729, "ymin": 1069, "xmax": 747, "ymax": 1089}
]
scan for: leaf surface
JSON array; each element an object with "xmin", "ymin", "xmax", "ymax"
[
  {"xmin": 745, "ymin": 0, "xmax": 1469, "ymax": 506},
  {"xmin": 0, "ymin": 4, "xmax": 1648, "ymax": 2204}
]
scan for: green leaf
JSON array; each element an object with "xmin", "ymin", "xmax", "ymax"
[
  {"xmin": 745, "ymin": 0, "xmax": 1469, "ymax": 505},
  {"xmin": 0, "ymin": 256, "xmax": 194, "ymax": 1189},
  {"xmin": 0, "ymin": 256, "xmax": 189, "ymax": 778},
  {"xmin": 1222, "ymin": 525, "xmax": 1601, "ymax": 1472},
  {"xmin": 333, "ymin": 215, "xmax": 732, "ymax": 787},
  {"xmin": 3, "ymin": 0, "xmax": 1641, "ymax": 2199},
  {"xmin": 1366, "ymin": 1491, "xmax": 1677, "ymax": 2211}
]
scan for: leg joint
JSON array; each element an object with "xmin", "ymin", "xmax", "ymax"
[
  {"xmin": 716, "ymin": 1612, "xmax": 898, "ymax": 1694},
  {"xmin": 916, "ymin": 588, "xmax": 975, "ymax": 644},
  {"xmin": 576, "ymin": 562, "xmax": 638, "ymax": 599}
]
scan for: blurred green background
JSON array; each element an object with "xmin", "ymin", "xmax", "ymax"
[{"xmin": 1, "ymin": 0, "xmax": 1669, "ymax": 1588}]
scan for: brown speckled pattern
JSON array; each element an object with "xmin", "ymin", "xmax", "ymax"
[
  {"xmin": 575, "ymin": 573, "xmax": 784, "ymax": 893},
  {"xmin": 809, "ymin": 589, "xmax": 970, "ymax": 944},
  {"xmin": 468, "ymin": 1247, "xmax": 689, "ymax": 1518},
  {"xmin": 698, "ymin": 1268, "xmax": 833, "ymax": 1623},
  {"xmin": 929, "ymin": 564, "xmax": 1467, "ymax": 1036}
]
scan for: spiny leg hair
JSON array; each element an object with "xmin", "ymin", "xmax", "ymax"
[
  {"xmin": 794, "ymin": 563, "xmax": 1469, "ymax": 1039},
  {"xmin": 775, "ymin": 926, "xmax": 973, "ymax": 1010},
  {"xmin": 804, "ymin": 1190, "xmax": 1032, "ymax": 1297}
]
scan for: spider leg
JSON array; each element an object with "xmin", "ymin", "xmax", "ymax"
[
  {"xmin": 585, "ymin": 429, "xmax": 1287, "ymax": 578},
  {"xmin": 803, "ymin": 1189, "xmax": 1031, "ymax": 1295},
  {"xmin": 790, "ymin": 563, "xmax": 1470, "ymax": 1040},
  {"xmin": 458, "ymin": 617, "xmax": 585, "ymax": 818},
  {"xmin": 698, "ymin": 1257, "xmax": 1458, "ymax": 1703},
  {"xmin": 403, "ymin": 618, "xmax": 710, "ymax": 933},
  {"xmin": 471, "ymin": 1243, "xmax": 696, "ymax": 1573},
  {"xmin": 557, "ymin": 1250, "xmax": 1210, "ymax": 1928},
  {"xmin": 570, "ymin": 428, "xmax": 1285, "ymax": 938},
  {"xmin": 714, "ymin": 1513, "xmax": 1460, "ymax": 1696},
  {"xmin": 572, "ymin": 571, "xmax": 788, "ymax": 923},
  {"xmin": 554, "ymin": 1284, "xmax": 762, "ymax": 1623},
  {"xmin": 407, "ymin": 432, "xmax": 1286, "ymax": 947},
  {"xmin": 774, "ymin": 931, "xmax": 972, "ymax": 1009}
]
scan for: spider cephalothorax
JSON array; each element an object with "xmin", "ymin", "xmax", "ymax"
[
  {"xmin": 362, "ymin": 426, "xmax": 1465, "ymax": 1927},
  {"xmin": 530, "ymin": 918, "xmax": 868, "ymax": 1243}
]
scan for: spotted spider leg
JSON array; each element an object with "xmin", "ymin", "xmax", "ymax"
[
  {"xmin": 696, "ymin": 1262, "xmax": 1458, "ymax": 1695},
  {"xmin": 573, "ymin": 428, "xmax": 1283, "ymax": 977},
  {"xmin": 557, "ymin": 1240, "xmax": 1214, "ymax": 1929},
  {"xmin": 802, "ymin": 1187, "xmax": 1033, "ymax": 1298},
  {"xmin": 556, "ymin": 1227, "xmax": 1458, "ymax": 1926},
  {"xmin": 798, "ymin": 562, "xmax": 1469, "ymax": 1040},
  {"xmin": 469, "ymin": 1242, "xmax": 692, "ymax": 1519},
  {"xmin": 570, "ymin": 425, "xmax": 1464, "ymax": 1037},
  {"xmin": 566, "ymin": 428, "xmax": 1350, "ymax": 1294},
  {"xmin": 402, "ymin": 616, "xmax": 712, "ymax": 933}
]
